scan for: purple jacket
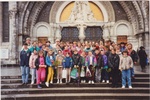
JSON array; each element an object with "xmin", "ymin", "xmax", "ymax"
[
  {"xmin": 85, "ymin": 55, "xmax": 97, "ymax": 67},
  {"xmin": 102, "ymin": 55, "xmax": 108, "ymax": 66}
]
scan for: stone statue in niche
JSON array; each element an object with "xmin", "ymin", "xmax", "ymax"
[{"xmin": 67, "ymin": 1, "xmax": 96, "ymax": 22}]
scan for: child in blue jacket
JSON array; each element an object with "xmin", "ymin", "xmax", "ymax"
[{"xmin": 63, "ymin": 53, "xmax": 73, "ymax": 84}]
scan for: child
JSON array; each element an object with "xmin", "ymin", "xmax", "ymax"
[
  {"xmin": 56, "ymin": 50, "xmax": 65, "ymax": 83},
  {"xmin": 101, "ymin": 49, "xmax": 109, "ymax": 83},
  {"xmin": 29, "ymin": 49, "xmax": 38, "ymax": 84},
  {"xmin": 45, "ymin": 50, "xmax": 55, "ymax": 87},
  {"xmin": 94, "ymin": 49, "xmax": 104, "ymax": 83},
  {"xmin": 63, "ymin": 53, "xmax": 73, "ymax": 84},
  {"xmin": 80, "ymin": 52, "xmax": 86, "ymax": 83},
  {"xmin": 72, "ymin": 49, "xmax": 82, "ymax": 84},
  {"xmin": 35, "ymin": 51, "xmax": 46, "ymax": 88},
  {"xmin": 119, "ymin": 50, "xmax": 133, "ymax": 88},
  {"xmin": 85, "ymin": 51, "xmax": 97, "ymax": 84},
  {"xmin": 108, "ymin": 48, "xmax": 120, "ymax": 87},
  {"xmin": 20, "ymin": 43, "xmax": 31, "ymax": 85}
]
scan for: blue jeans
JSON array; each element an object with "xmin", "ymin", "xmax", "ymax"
[
  {"xmin": 130, "ymin": 67, "xmax": 134, "ymax": 77},
  {"xmin": 31, "ymin": 68, "xmax": 36, "ymax": 83},
  {"xmin": 95, "ymin": 68, "xmax": 101, "ymax": 82},
  {"xmin": 122, "ymin": 69, "xmax": 132, "ymax": 87},
  {"xmin": 21, "ymin": 66, "xmax": 30, "ymax": 83},
  {"xmin": 101, "ymin": 69, "xmax": 109, "ymax": 81}
]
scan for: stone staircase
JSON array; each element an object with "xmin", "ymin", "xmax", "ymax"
[{"xmin": 1, "ymin": 74, "xmax": 150, "ymax": 100}]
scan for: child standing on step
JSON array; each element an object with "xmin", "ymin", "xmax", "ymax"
[
  {"xmin": 29, "ymin": 49, "xmax": 38, "ymax": 84},
  {"xmin": 20, "ymin": 43, "xmax": 31, "ymax": 85},
  {"xmin": 35, "ymin": 51, "xmax": 46, "ymax": 88},
  {"xmin": 119, "ymin": 50, "xmax": 133, "ymax": 89},
  {"xmin": 80, "ymin": 52, "xmax": 86, "ymax": 83},
  {"xmin": 56, "ymin": 50, "xmax": 65, "ymax": 83},
  {"xmin": 45, "ymin": 50, "xmax": 55, "ymax": 87},
  {"xmin": 101, "ymin": 48, "xmax": 109, "ymax": 84},
  {"xmin": 63, "ymin": 53, "xmax": 73, "ymax": 84}
]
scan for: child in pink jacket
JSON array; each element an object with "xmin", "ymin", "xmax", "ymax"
[{"xmin": 29, "ymin": 50, "xmax": 38, "ymax": 84}]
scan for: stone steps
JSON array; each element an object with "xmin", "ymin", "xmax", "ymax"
[
  {"xmin": 1, "ymin": 73, "xmax": 150, "ymax": 100},
  {"xmin": 1, "ymin": 82, "xmax": 150, "ymax": 89},
  {"xmin": 1, "ymin": 73, "xmax": 149, "ymax": 79},
  {"xmin": 1, "ymin": 88, "xmax": 150, "ymax": 95},
  {"xmin": 1, "ymin": 93, "xmax": 150, "ymax": 100},
  {"xmin": 1, "ymin": 77, "xmax": 150, "ymax": 84}
]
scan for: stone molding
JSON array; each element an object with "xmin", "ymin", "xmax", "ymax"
[
  {"xmin": 113, "ymin": 20, "xmax": 133, "ymax": 36},
  {"xmin": 32, "ymin": 22, "xmax": 50, "ymax": 38},
  {"xmin": 50, "ymin": 1, "xmax": 115, "ymax": 23}
]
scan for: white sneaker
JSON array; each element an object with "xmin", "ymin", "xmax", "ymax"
[
  {"xmin": 50, "ymin": 81, "xmax": 53, "ymax": 84},
  {"xmin": 83, "ymin": 80, "xmax": 86, "ymax": 83},
  {"xmin": 45, "ymin": 82, "xmax": 49, "ymax": 87},
  {"xmin": 60, "ymin": 81, "xmax": 62, "ymax": 84},
  {"xmin": 129, "ymin": 86, "xmax": 132, "ymax": 89},
  {"xmin": 57, "ymin": 79, "xmax": 59, "ymax": 84},
  {"xmin": 122, "ymin": 86, "xmax": 125, "ymax": 88},
  {"xmin": 106, "ymin": 80, "xmax": 109, "ymax": 84},
  {"xmin": 102, "ymin": 80, "xmax": 105, "ymax": 83},
  {"xmin": 92, "ymin": 81, "xmax": 94, "ymax": 84},
  {"xmin": 88, "ymin": 81, "xmax": 91, "ymax": 84},
  {"xmin": 31, "ymin": 81, "xmax": 34, "ymax": 85}
]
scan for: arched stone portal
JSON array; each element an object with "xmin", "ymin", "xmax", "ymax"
[{"xmin": 47, "ymin": 1, "xmax": 114, "ymax": 43}]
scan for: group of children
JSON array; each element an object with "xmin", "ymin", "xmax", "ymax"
[{"xmin": 20, "ymin": 38, "xmax": 140, "ymax": 89}]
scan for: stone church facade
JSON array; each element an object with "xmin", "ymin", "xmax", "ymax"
[{"xmin": 0, "ymin": 1, "xmax": 149, "ymax": 65}]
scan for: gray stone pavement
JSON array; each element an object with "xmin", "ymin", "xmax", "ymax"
[{"xmin": 1, "ymin": 65, "xmax": 149, "ymax": 76}]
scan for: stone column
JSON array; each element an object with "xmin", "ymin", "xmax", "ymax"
[
  {"xmin": 9, "ymin": 2, "xmax": 17, "ymax": 63},
  {"xmin": 0, "ymin": 3, "xmax": 2, "ymax": 45},
  {"xmin": 55, "ymin": 24, "xmax": 62, "ymax": 41},
  {"xmin": 50, "ymin": 23, "xmax": 55, "ymax": 43},
  {"xmin": 144, "ymin": 33, "xmax": 149, "ymax": 56},
  {"xmin": 138, "ymin": 34, "xmax": 143, "ymax": 46},
  {"xmin": 77, "ymin": 24, "xmax": 86, "ymax": 43},
  {"xmin": 102, "ymin": 26, "xmax": 109, "ymax": 40}
]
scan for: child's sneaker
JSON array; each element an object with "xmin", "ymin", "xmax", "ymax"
[
  {"xmin": 122, "ymin": 86, "xmax": 125, "ymax": 88},
  {"xmin": 83, "ymin": 80, "xmax": 86, "ymax": 83},
  {"xmin": 102, "ymin": 80, "xmax": 105, "ymax": 83},
  {"xmin": 45, "ymin": 82, "xmax": 49, "ymax": 87},
  {"xmin": 91, "ymin": 81, "xmax": 94, "ymax": 84},
  {"xmin": 37, "ymin": 85, "xmax": 42, "ymax": 89},
  {"xmin": 106, "ymin": 80, "xmax": 109, "ymax": 84},
  {"xmin": 88, "ymin": 81, "xmax": 91, "ymax": 84},
  {"xmin": 129, "ymin": 86, "xmax": 132, "ymax": 89},
  {"xmin": 60, "ymin": 80, "xmax": 62, "ymax": 84},
  {"xmin": 31, "ymin": 81, "xmax": 34, "ymax": 85},
  {"xmin": 50, "ymin": 81, "xmax": 53, "ymax": 84}
]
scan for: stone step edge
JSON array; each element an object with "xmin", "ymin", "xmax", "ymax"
[
  {"xmin": 1, "ymin": 82, "xmax": 150, "ymax": 85},
  {"xmin": 2, "ymin": 93, "xmax": 150, "ymax": 98},
  {"xmin": 1, "ymin": 87, "xmax": 150, "ymax": 91},
  {"xmin": 1, "ymin": 77, "xmax": 149, "ymax": 81}
]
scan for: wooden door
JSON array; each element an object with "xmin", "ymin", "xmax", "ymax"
[
  {"xmin": 117, "ymin": 36, "xmax": 127, "ymax": 44},
  {"xmin": 38, "ymin": 37, "xmax": 48, "ymax": 44}
]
